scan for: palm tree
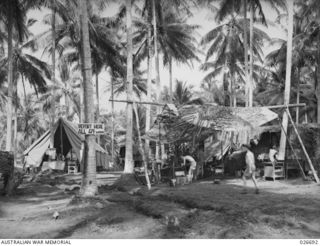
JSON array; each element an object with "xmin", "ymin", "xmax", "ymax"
[
  {"xmin": 199, "ymin": 80, "xmax": 225, "ymax": 105},
  {"xmin": 123, "ymin": 0, "xmax": 134, "ymax": 174},
  {"xmin": 264, "ymin": 12, "xmax": 315, "ymax": 122},
  {"xmin": 79, "ymin": 0, "xmax": 97, "ymax": 197},
  {"xmin": 38, "ymin": 59, "xmax": 81, "ymax": 121},
  {"xmin": 157, "ymin": 9, "xmax": 200, "ymax": 101},
  {"xmin": 1, "ymin": 0, "xmax": 29, "ymax": 152},
  {"xmin": 278, "ymin": 0, "xmax": 294, "ymax": 161},
  {"xmin": 0, "ymin": 0, "xmax": 43, "ymax": 156},
  {"xmin": 134, "ymin": 1, "xmax": 199, "ymax": 161},
  {"xmin": 298, "ymin": 0, "xmax": 320, "ymax": 123},
  {"xmin": 215, "ymin": 0, "xmax": 286, "ymax": 106},
  {"xmin": 57, "ymin": 59, "xmax": 81, "ymax": 120},
  {"xmin": 18, "ymin": 93, "xmax": 48, "ymax": 151},
  {"xmin": 162, "ymin": 80, "xmax": 203, "ymax": 106},
  {"xmin": 40, "ymin": 2, "xmax": 125, "ymax": 85},
  {"xmin": 200, "ymin": 17, "xmax": 268, "ymax": 106}
]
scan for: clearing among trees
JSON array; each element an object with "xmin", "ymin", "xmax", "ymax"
[{"xmin": 0, "ymin": 174, "xmax": 319, "ymax": 239}]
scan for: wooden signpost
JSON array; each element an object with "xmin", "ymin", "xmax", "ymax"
[{"xmin": 78, "ymin": 123, "xmax": 105, "ymax": 135}]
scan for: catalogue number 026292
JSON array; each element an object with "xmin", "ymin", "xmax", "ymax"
[{"xmin": 300, "ymin": 240, "xmax": 318, "ymax": 245}]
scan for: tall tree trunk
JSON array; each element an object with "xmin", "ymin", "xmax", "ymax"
[
  {"xmin": 78, "ymin": 6, "xmax": 85, "ymax": 123},
  {"xmin": 95, "ymin": 63, "xmax": 100, "ymax": 145},
  {"xmin": 278, "ymin": 0, "xmax": 294, "ymax": 160},
  {"xmin": 79, "ymin": 0, "xmax": 97, "ymax": 197},
  {"xmin": 13, "ymin": 80, "xmax": 18, "ymax": 166},
  {"xmin": 123, "ymin": 0, "xmax": 134, "ymax": 174},
  {"xmin": 169, "ymin": 56, "xmax": 173, "ymax": 102},
  {"xmin": 21, "ymin": 75, "xmax": 27, "ymax": 105},
  {"xmin": 316, "ymin": 35, "xmax": 320, "ymax": 123},
  {"xmin": 133, "ymin": 103, "xmax": 151, "ymax": 190},
  {"xmin": 50, "ymin": 2, "xmax": 56, "ymax": 147},
  {"xmin": 6, "ymin": 0, "xmax": 13, "ymax": 152},
  {"xmin": 153, "ymin": 0, "xmax": 161, "ymax": 161},
  {"xmin": 145, "ymin": 24, "xmax": 152, "ymax": 160},
  {"xmin": 95, "ymin": 63, "xmax": 100, "ymax": 120},
  {"xmin": 230, "ymin": 73, "xmax": 235, "ymax": 107},
  {"xmin": 80, "ymin": 80, "xmax": 85, "ymax": 121},
  {"xmin": 243, "ymin": 0, "xmax": 249, "ymax": 107},
  {"xmin": 111, "ymin": 76, "xmax": 115, "ymax": 166},
  {"xmin": 65, "ymin": 91, "xmax": 69, "ymax": 119},
  {"xmin": 249, "ymin": 0, "xmax": 254, "ymax": 107},
  {"xmin": 296, "ymin": 68, "xmax": 300, "ymax": 124}
]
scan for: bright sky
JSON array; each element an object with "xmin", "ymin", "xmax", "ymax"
[{"xmin": 25, "ymin": 2, "xmax": 287, "ymax": 115}]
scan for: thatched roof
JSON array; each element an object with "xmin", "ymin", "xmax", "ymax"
[
  {"xmin": 178, "ymin": 105, "xmax": 253, "ymax": 131},
  {"xmin": 145, "ymin": 104, "xmax": 278, "ymax": 144}
]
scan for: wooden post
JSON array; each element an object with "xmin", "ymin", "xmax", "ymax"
[{"xmin": 286, "ymin": 108, "xmax": 319, "ymax": 183}]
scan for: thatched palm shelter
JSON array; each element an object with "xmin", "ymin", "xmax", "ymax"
[
  {"xmin": 145, "ymin": 104, "xmax": 278, "ymax": 147},
  {"xmin": 145, "ymin": 104, "xmax": 320, "ymax": 182}
]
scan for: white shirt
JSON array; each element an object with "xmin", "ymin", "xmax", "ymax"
[{"xmin": 269, "ymin": 149, "xmax": 277, "ymax": 163}]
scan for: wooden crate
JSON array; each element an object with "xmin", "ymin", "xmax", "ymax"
[{"xmin": 176, "ymin": 176, "xmax": 187, "ymax": 186}]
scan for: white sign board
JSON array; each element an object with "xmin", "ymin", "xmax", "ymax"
[{"xmin": 78, "ymin": 123, "xmax": 105, "ymax": 135}]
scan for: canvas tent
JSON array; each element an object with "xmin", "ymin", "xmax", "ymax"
[{"xmin": 23, "ymin": 118, "xmax": 108, "ymax": 168}]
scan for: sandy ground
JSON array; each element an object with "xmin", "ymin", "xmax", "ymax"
[{"xmin": 1, "ymin": 174, "xmax": 320, "ymax": 239}]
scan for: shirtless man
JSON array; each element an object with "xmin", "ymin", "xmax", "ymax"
[
  {"xmin": 181, "ymin": 155, "xmax": 197, "ymax": 182},
  {"xmin": 241, "ymin": 144, "xmax": 259, "ymax": 194}
]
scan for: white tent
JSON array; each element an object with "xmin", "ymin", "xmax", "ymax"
[{"xmin": 23, "ymin": 118, "xmax": 108, "ymax": 168}]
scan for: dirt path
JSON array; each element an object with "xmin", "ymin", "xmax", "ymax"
[{"xmin": 1, "ymin": 177, "xmax": 320, "ymax": 239}]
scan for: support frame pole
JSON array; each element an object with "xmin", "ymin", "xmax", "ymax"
[{"xmin": 286, "ymin": 108, "xmax": 319, "ymax": 183}]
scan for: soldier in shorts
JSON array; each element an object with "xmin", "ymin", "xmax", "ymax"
[
  {"xmin": 181, "ymin": 155, "xmax": 197, "ymax": 182},
  {"xmin": 241, "ymin": 144, "xmax": 259, "ymax": 194}
]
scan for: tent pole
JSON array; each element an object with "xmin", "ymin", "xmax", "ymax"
[{"xmin": 286, "ymin": 108, "xmax": 319, "ymax": 183}]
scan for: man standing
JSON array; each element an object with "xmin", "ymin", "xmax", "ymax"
[
  {"xmin": 241, "ymin": 144, "xmax": 259, "ymax": 194},
  {"xmin": 181, "ymin": 155, "xmax": 197, "ymax": 182},
  {"xmin": 269, "ymin": 144, "xmax": 278, "ymax": 166}
]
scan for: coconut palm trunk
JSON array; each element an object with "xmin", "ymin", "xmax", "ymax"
[
  {"xmin": 296, "ymin": 68, "xmax": 300, "ymax": 124},
  {"xmin": 249, "ymin": 0, "xmax": 254, "ymax": 107},
  {"xmin": 13, "ymin": 91, "xmax": 18, "ymax": 166},
  {"xmin": 95, "ymin": 62, "xmax": 100, "ymax": 120},
  {"xmin": 50, "ymin": 2, "xmax": 56, "ymax": 147},
  {"xmin": 111, "ymin": 77, "xmax": 115, "ymax": 166},
  {"xmin": 230, "ymin": 73, "xmax": 235, "ymax": 107},
  {"xmin": 5, "ymin": 0, "xmax": 13, "ymax": 152},
  {"xmin": 95, "ymin": 63, "xmax": 100, "ymax": 145},
  {"xmin": 169, "ymin": 56, "xmax": 173, "ymax": 102},
  {"xmin": 317, "ymin": 36, "xmax": 320, "ymax": 123},
  {"xmin": 278, "ymin": 0, "xmax": 294, "ymax": 160},
  {"xmin": 123, "ymin": 0, "xmax": 134, "ymax": 174},
  {"xmin": 152, "ymin": 0, "xmax": 161, "ymax": 161},
  {"xmin": 243, "ymin": 0, "xmax": 250, "ymax": 107},
  {"xmin": 133, "ymin": 103, "xmax": 151, "ymax": 190},
  {"xmin": 145, "ymin": 24, "xmax": 152, "ymax": 159},
  {"xmin": 79, "ymin": 0, "xmax": 97, "ymax": 196}
]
